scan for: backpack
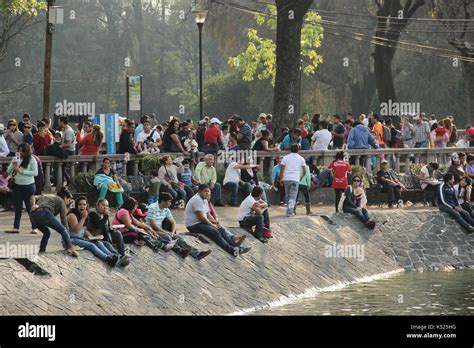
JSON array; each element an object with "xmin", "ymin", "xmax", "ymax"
[{"xmin": 382, "ymin": 126, "xmax": 391, "ymax": 143}]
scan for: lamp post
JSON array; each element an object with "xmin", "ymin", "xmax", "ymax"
[
  {"xmin": 42, "ymin": 2, "xmax": 64, "ymax": 120},
  {"xmin": 193, "ymin": 9, "xmax": 208, "ymax": 121}
]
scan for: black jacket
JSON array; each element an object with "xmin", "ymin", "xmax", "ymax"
[
  {"xmin": 118, "ymin": 129, "xmax": 137, "ymax": 155},
  {"xmin": 437, "ymin": 182, "xmax": 459, "ymax": 209}
]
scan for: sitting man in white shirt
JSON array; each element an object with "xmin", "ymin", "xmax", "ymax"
[{"xmin": 238, "ymin": 186, "xmax": 272, "ymax": 243}]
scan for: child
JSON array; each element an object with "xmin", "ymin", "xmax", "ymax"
[
  {"xmin": 227, "ymin": 132, "xmax": 239, "ymax": 150},
  {"xmin": 184, "ymin": 132, "xmax": 199, "ymax": 165},
  {"xmin": 146, "ymin": 170, "xmax": 160, "ymax": 204},
  {"xmin": 180, "ymin": 160, "xmax": 193, "ymax": 187}
]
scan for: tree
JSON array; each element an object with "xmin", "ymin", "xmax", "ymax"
[
  {"xmin": 373, "ymin": 0, "xmax": 425, "ymax": 106},
  {"xmin": 433, "ymin": 0, "xmax": 474, "ymax": 121},
  {"xmin": 228, "ymin": 1, "xmax": 322, "ymax": 130}
]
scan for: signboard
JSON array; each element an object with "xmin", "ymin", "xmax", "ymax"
[
  {"xmin": 127, "ymin": 76, "xmax": 143, "ymax": 114},
  {"xmin": 91, "ymin": 113, "xmax": 120, "ymax": 154}
]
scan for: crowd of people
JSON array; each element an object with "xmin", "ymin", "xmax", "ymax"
[{"xmin": 0, "ymin": 110, "xmax": 473, "ymax": 266}]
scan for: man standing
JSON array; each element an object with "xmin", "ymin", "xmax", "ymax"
[
  {"xmin": 412, "ymin": 114, "xmax": 432, "ymax": 148},
  {"xmin": 185, "ymin": 185, "xmax": 250, "ymax": 256},
  {"xmin": 331, "ymin": 114, "xmax": 345, "ymax": 150},
  {"xmin": 235, "ymin": 116, "xmax": 252, "ymax": 150},
  {"xmin": 279, "ymin": 144, "xmax": 306, "ymax": 217},
  {"xmin": 193, "ymin": 154, "xmax": 224, "ymax": 206},
  {"xmin": 437, "ymin": 173, "xmax": 474, "ymax": 233},
  {"xmin": 58, "ymin": 116, "xmax": 76, "ymax": 156}
]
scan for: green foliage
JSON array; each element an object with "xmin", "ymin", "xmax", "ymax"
[
  {"xmin": 228, "ymin": 5, "xmax": 324, "ymax": 86},
  {"xmin": 0, "ymin": 0, "xmax": 46, "ymax": 16},
  {"xmin": 142, "ymin": 155, "xmax": 162, "ymax": 175},
  {"xmin": 69, "ymin": 170, "xmax": 96, "ymax": 193}
]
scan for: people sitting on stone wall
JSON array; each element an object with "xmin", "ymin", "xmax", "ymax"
[
  {"xmin": 193, "ymin": 154, "xmax": 224, "ymax": 206},
  {"xmin": 158, "ymin": 155, "xmax": 187, "ymax": 208},
  {"xmin": 94, "ymin": 157, "xmax": 125, "ymax": 208},
  {"xmin": 437, "ymin": 173, "xmax": 474, "ymax": 233},
  {"xmin": 87, "ymin": 198, "xmax": 130, "ymax": 266},
  {"xmin": 184, "ymin": 184, "xmax": 250, "ymax": 256},
  {"xmin": 112, "ymin": 197, "xmax": 174, "ymax": 252},
  {"xmin": 223, "ymin": 159, "xmax": 257, "ymax": 207},
  {"xmin": 238, "ymin": 186, "xmax": 272, "ymax": 243},
  {"xmin": 376, "ymin": 160, "xmax": 406, "ymax": 209},
  {"xmin": 240, "ymin": 157, "xmax": 268, "ymax": 203},
  {"xmin": 454, "ymin": 176, "xmax": 473, "ymax": 217},
  {"xmin": 340, "ymin": 175, "xmax": 376, "ymax": 230},
  {"xmin": 146, "ymin": 192, "xmax": 212, "ymax": 260},
  {"xmin": 418, "ymin": 162, "xmax": 442, "ymax": 206},
  {"xmin": 67, "ymin": 196, "xmax": 126, "ymax": 267}
]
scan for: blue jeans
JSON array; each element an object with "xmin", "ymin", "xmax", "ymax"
[
  {"xmin": 439, "ymin": 205, "xmax": 474, "ymax": 231},
  {"xmin": 283, "ymin": 180, "xmax": 299, "ymax": 215},
  {"xmin": 71, "ymin": 238, "xmax": 114, "ymax": 262},
  {"xmin": 223, "ymin": 182, "xmax": 253, "ymax": 205},
  {"xmin": 98, "ymin": 183, "xmax": 124, "ymax": 207},
  {"xmin": 12, "ymin": 183, "xmax": 35, "ymax": 229},
  {"xmin": 30, "ymin": 208, "xmax": 73, "ymax": 252},
  {"xmin": 187, "ymin": 223, "xmax": 238, "ymax": 254},
  {"xmin": 160, "ymin": 184, "xmax": 186, "ymax": 203},
  {"xmin": 414, "ymin": 140, "xmax": 428, "ymax": 148},
  {"xmin": 211, "ymin": 182, "xmax": 222, "ymax": 202},
  {"xmin": 312, "ymin": 169, "xmax": 332, "ymax": 188},
  {"xmin": 343, "ymin": 206, "xmax": 370, "ymax": 224},
  {"xmin": 148, "ymin": 195, "xmax": 158, "ymax": 205}
]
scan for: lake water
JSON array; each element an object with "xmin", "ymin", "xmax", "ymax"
[{"xmin": 253, "ymin": 270, "xmax": 474, "ymax": 315}]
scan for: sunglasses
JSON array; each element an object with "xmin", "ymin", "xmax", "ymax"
[
  {"xmin": 353, "ymin": 179, "xmax": 361, "ymax": 182},
  {"xmin": 24, "ymin": 126, "xmax": 31, "ymax": 129},
  {"xmin": 8, "ymin": 124, "xmax": 16, "ymax": 126}
]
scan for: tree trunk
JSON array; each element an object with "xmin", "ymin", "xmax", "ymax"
[
  {"xmin": 373, "ymin": 0, "xmax": 425, "ymax": 108},
  {"xmin": 350, "ymin": 71, "xmax": 376, "ymax": 115},
  {"xmin": 273, "ymin": 0, "xmax": 313, "ymax": 133},
  {"xmin": 464, "ymin": 60, "xmax": 474, "ymax": 120}
]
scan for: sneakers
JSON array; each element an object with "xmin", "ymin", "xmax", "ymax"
[
  {"xmin": 234, "ymin": 235, "xmax": 246, "ymax": 246},
  {"xmin": 397, "ymin": 200, "xmax": 404, "ymax": 209},
  {"xmin": 164, "ymin": 239, "xmax": 177, "ymax": 252},
  {"xmin": 196, "ymin": 249, "xmax": 212, "ymax": 260},
  {"xmin": 5, "ymin": 228, "xmax": 19, "ymax": 234},
  {"xmin": 239, "ymin": 246, "xmax": 251, "ymax": 255},
  {"xmin": 66, "ymin": 247, "xmax": 79, "ymax": 258},
  {"xmin": 105, "ymin": 254, "xmax": 119, "ymax": 267},
  {"xmin": 262, "ymin": 228, "xmax": 273, "ymax": 239},
  {"xmin": 177, "ymin": 247, "xmax": 192, "ymax": 259},
  {"xmin": 258, "ymin": 236, "xmax": 269, "ymax": 243},
  {"xmin": 467, "ymin": 226, "xmax": 474, "ymax": 234},
  {"xmin": 118, "ymin": 255, "xmax": 131, "ymax": 267},
  {"xmin": 365, "ymin": 220, "xmax": 376, "ymax": 230}
]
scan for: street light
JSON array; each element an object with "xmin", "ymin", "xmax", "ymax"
[
  {"xmin": 193, "ymin": 9, "xmax": 208, "ymax": 120},
  {"xmin": 43, "ymin": 1, "xmax": 64, "ymax": 120}
]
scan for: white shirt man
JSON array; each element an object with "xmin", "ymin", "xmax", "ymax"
[
  {"xmin": 279, "ymin": 146, "xmax": 306, "ymax": 216},
  {"xmin": 311, "ymin": 129, "xmax": 332, "ymax": 150}
]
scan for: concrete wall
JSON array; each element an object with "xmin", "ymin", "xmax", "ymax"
[{"xmin": 0, "ymin": 210, "xmax": 472, "ymax": 315}]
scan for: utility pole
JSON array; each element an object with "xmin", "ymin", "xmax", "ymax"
[{"xmin": 42, "ymin": 0, "xmax": 55, "ymax": 120}]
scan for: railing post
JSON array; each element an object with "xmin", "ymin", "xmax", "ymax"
[
  {"xmin": 395, "ymin": 154, "xmax": 401, "ymax": 173},
  {"xmin": 133, "ymin": 159, "xmax": 139, "ymax": 176},
  {"xmin": 44, "ymin": 162, "xmax": 51, "ymax": 189},
  {"xmin": 82, "ymin": 163, "xmax": 88, "ymax": 174},
  {"xmin": 70, "ymin": 160, "xmax": 75, "ymax": 178},
  {"xmin": 56, "ymin": 162, "xmax": 63, "ymax": 189}
]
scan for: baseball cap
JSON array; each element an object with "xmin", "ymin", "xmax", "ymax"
[
  {"xmin": 198, "ymin": 119, "xmax": 207, "ymax": 125},
  {"xmin": 133, "ymin": 208, "xmax": 147, "ymax": 218},
  {"xmin": 259, "ymin": 113, "xmax": 266, "ymax": 119},
  {"xmin": 381, "ymin": 159, "xmax": 389, "ymax": 164},
  {"xmin": 210, "ymin": 117, "xmax": 222, "ymax": 124},
  {"xmin": 0, "ymin": 124, "xmax": 4, "ymax": 132}
]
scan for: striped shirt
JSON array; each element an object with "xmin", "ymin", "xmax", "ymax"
[{"xmin": 146, "ymin": 203, "xmax": 172, "ymax": 227}]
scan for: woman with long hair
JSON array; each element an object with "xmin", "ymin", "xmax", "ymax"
[
  {"xmin": 67, "ymin": 196, "xmax": 121, "ymax": 267},
  {"xmin": 341, "ymin": 175, "xmax": 376, "ymax": 229},
  {"xmin": 77, "ymin": 121, "xmax": 102, "ymax": 155},
  {"xmin": 162, "ymin": 118, "xmax": 189, "ymax": 156},
  {"xmin": 94, "ymin": 157, "xmax": 124, "ymax": 207},
  {"xmin": 5, "ymin": 143, "xmax": 37, "ymax": 234}
]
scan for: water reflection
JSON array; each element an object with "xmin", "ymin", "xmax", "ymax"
[{"xmin": 253, "ymin": 270, "xmax": 474, "ymax": 316}]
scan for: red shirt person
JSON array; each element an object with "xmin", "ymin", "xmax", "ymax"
[
  {"xmin": 328, "ymin": 152, "xmax": 352, "ymax": 212},
  {"xmin": 32, "ymin": 121, "xmax": 53, "ymax": 155},
  {"xmin": 77, "ymin": 122, "xmax": 103, "ymax": 155},
  {"xmin": 203, "ymin": 118, "xmax": 224, "ymax": 153}
]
